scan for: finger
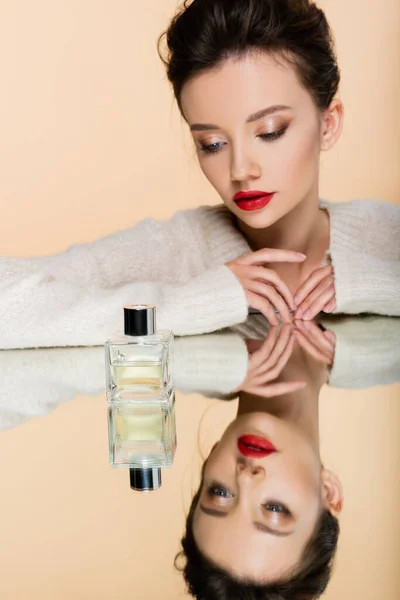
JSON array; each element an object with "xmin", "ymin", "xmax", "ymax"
[
  {"xmin": 256, "ymin": 332, "xmax": 296, "ymax": 382},
  {"xmin": 302, "ymin": 285, "xmax": 335, "ymax": 320},
  {"xmin": 296, "ymin": 275, "xmax": 333, "ymax": 316},
  {"xmin": 250, "ymin": 327, "xmax": 280, "ymax": 368},
  {"xmin": 249, "ymin": 266, "xmax": 296, "ymax": 310},
  {"xmin": 261, "ymin": 325, "xmax": 293, "ymax": 372},
  {"xmin": 247, "ymin": 380, "xmax": 307, "ymax": 398},
  {"xmin": 247, "ymin": 279, "xmax": 292, "ymax": 322},
  {"xmin": 239, "ymin": 248, "xmax": 307, "ymax": 265},
  {"xmin": 294, "ymin": 320, "xmax": 334, "ymax": 355},
  {"xmin": 254, "ymin": 326, "xmax": 293, "ymax": 379},
  {"xmin": 294, "ymin": 266, "xmax": 332, "ymax": 306},
  {"xmin": 247, "ymin": 290, "xmax": 279, "ymax": 326},
  {"xmin": 324, "ymin": 330, "xmax": 336, "ymax": 345},
  {"xmin": 322, "ymin": 298, "xmax": 337, "ymax": 313},
  {"xmin": 293, "ymin": 329, "xmax": 332, "ymax": 364}
]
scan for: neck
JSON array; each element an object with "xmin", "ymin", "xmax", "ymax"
[
  {"xmin": 236, "ymin": 184, "xmax": 324, "ymax": 257},
  {"xmin": 236, "ymin": 342, "xmax": 328, "ymax": 452}
]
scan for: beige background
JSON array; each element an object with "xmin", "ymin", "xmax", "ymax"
[
  {"xmin": 0, "ymin": 0, "xmax": 399, "ymax": 598},
  {"xmin": 0, "ymin": 0, "xmax": 399, "ymax": 257},
  {"xmin": 0, "ymin": 385, "xmax": 400, "ymax": 600}
]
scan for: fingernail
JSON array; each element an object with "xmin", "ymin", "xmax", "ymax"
[
  {"xmin": 297, "ymin": 253, "xmax": 307, "ymax": 259},
  {"xmin": 294, "ymin": 295, "xmax": 300, "ymax": 304},
  {"xmin": 303, "ymin": 311, "xmax": 311, "ymax": 319},
  {"xmin": 295, "ymin": 309, "xmax": 302, "ymax": 318}
]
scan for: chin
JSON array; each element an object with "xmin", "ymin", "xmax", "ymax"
[{"xmin": 236, "ymin": 210, "xmax": 284, "ymax": 229}]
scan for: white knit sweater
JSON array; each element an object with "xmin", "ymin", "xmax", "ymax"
[
  {"xmin": 0, "ymin": 316, "xmax": 399, "ymax": 431},
  {"xmin": 1, "ymin": 198, "xmax": 399, "ymax": 349}
]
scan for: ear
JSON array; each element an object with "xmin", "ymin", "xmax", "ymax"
[
  {"xmin": 319, "ymin": 98, "xmax": 344, "ymax": 151},
  {"xmin": 321, "ymin": 469, "xmax": 344, "ymax": 517}
]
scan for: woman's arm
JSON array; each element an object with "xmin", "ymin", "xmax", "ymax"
[
  {"xmin": 0, "ymin": 210, "xmax": 210, "ymax": 289},
  {"xmin": 0, "ymin": 207, "xmax": 252, "ymax": 348},
  {"xmin": 0, "ymin": 262, "xmax": 248, "ymax": 349},
  {"xmin": 0, "ymin": 332, "xmax": 249, "ymax": 431}
]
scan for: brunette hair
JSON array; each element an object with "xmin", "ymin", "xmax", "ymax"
[
  {"xmin": 158, "ymin": 0, "xmax": 340, "ymax": 115},
  {"xmin": 174, "ymin": 456, "xmax": 340, "ymax": 599}
]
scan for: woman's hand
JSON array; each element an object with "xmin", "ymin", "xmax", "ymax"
[
  {"xmin": 226, "ymin": 248, "xmax": 307, "ymax": 325},
  {"xmin": 232, "ymin": 324, "xmax": 306, "ymax": 396},
  {"xmin": 294, "ymin": 265, "xmax": 336, "ymax": 320},
  {"xmin": 293, "ymin": 319, "xmax": 336, "ymax": 366}
]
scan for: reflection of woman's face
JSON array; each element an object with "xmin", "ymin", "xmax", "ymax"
[
  {"xmin": 180, "ymin": 51, "xmax": 325, "ymax": 229},
  {"xmin": 193, "ymin": 412, "xmax": 324, "ymax": 581}
]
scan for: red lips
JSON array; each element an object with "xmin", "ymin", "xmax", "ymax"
[
  {"xmin": 233, "ymin": 190, "xmax": 274, "ymax": 201},
  {"xmin": 233, "ymin": 190, "xmax": 275, "ymax": 212},
  {"xmin": 238, "ymin": 435, "xmax": 277, "ymax": 458}
]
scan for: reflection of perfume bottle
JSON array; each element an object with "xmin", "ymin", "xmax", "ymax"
[
  {"xmin": 105, "ymin": 304, "xmax": 174, "ymax": 402},
  {"xmin": 108, "ymin": 397, "xmax": 177, "ymax": 491}
]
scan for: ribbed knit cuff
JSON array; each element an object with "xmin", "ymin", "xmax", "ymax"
[
  {"xmin": 174, "ymin": 332, "xmax": 249, "ymax": 394},
  {"xmin": 332, "ymin": 253, "xmax": 400, "ymax": 316},
  {"xmin": 163, "ymin": 263, "xmax": 250, "ymax": 336},
  {"xmin": 320, "ymin": 316, "xmax": 400, "ymax": 388}
]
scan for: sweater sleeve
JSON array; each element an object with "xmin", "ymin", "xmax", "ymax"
[
  {"xmin": 0, "ymin": 209, "xmax": 250, "ymax": 349},
  {"xmin": 320, "ymin": 316, "xmax": 400, "ymax": 389},
  {"xmin": 326, "ymin": 200, "xmax": 400, "ymax": 316},
  {"xmin": 0, "ymin": 332, "xmax": 249, "ymax": 431},
  {"xmin": 0, "ymin": 262, "xmax": 249, "ymax": 349}
]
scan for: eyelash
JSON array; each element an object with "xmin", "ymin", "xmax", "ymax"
[
  {"xmin": 207, "ymin": 484, "xmax": 291, "ymax": 516},
  {"xmin": 199, "ymin": 128, "xmax": 287, "ymax": 155}
]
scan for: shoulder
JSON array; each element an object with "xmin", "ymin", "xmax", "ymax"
[{"xmin": 321, "ymin": 197, "xmax": 400, "ymax": 220}]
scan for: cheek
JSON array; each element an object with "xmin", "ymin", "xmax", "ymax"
[
  {"xmin": 291, "ymin": 459, "xmax": 321, "ymax": 499},
  {"xmin": 274, "ymin": 123, "xmax": 320, "ymax": 182},
  {"xmin": 198, "ymin": 155, "xmax": 228, "ymax": 192}
]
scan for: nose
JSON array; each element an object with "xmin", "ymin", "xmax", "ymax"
[
  {"xmin": 230, "ymin": 146, "xmax": 262, "ymax": 183},
  {"xmin": 236, "ymin": 459, "xmax": 265, "ymax": 479}
]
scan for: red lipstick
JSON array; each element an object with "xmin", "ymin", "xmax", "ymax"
[
  {"xmin": 238, "ymin": 435, "xmax": 277, "ymax": 458},
  {"xmin": 233, "ymin": 190, "xmax": 275, "ymax": 212}
]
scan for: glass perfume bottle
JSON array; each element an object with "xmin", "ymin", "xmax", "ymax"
[
  {"xmin": 105, "ymin": 304, "xmax": 174, "ymax": 402},
  {"xmin": 108, "ymin": 395, "xmax": 177, "ymax": 491}
]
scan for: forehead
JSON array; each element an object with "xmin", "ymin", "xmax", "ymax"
[{"xmin": 180, "ymin": 51, "xmax": 308, "ymax": 122}]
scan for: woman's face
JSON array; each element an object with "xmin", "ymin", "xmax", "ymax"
[
  {"xmin": 193, "ymin": 412, "xmax": 338, "ymax": 581},
  {"xmin": 180, "ymin": 51, "xmax": 339, "ymax": 228}
]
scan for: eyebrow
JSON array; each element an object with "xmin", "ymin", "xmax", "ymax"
[
  {"xmin": 189, "ymin": 104, "xmax": 292, "ymax": 131},
  {"xmin": 199, "ymin": 505, "xmax": 293, "ymax": 537}
]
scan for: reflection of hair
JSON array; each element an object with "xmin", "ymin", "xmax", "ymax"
[
  {"xmin": 175, "ymin": 458, "xmax": 340, "ymax": 599},
  {"xmin": 158, "ymin": 0, "xmax": 341, "ymax": 115}
]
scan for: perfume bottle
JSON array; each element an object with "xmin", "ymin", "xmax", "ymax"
[
  {"xmin": 105, "ymin": 304, "xmax": 174, "ymax": 402},
  {"xmin": 108, "ymin": 395, "xmax": 177, "ymax": 491}
]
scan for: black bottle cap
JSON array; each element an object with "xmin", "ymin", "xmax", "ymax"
[
  {"xmin": 123, "ymin": 304, "xmax": 156, "ymax": 336},
  {"xmin": 129, "ymin": 468, "xmax": 162, "ymax": 492}
]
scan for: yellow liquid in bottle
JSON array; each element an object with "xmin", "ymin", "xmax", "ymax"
[
  {"xmin": 116, "ymin": 412, "xmax": 164, "ymax": 442},
  {"xmin": 112, "ymin": 362, "xmax": 163, "ymax": 387}
]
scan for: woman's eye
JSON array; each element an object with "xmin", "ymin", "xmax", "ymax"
[
  {"xmin": 258, "ymin": 128, "xmax": 287, "ymax": 143},
  {"xmin": 263, "ymin": 502, "xmax": 290, "ymax": 515},
  {"xmin": 200, "ymin": 141, "xmax": 224, "ymax": 154},
  {"xmin": 200, "ymin": 127, "xmax": 286, "ymax": 154},
  {"xmin": 208, "ymin": 485, "xmax": 233, "ymax": 498}
]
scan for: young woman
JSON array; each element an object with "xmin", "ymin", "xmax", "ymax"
[
  {"xmin": 0, "ymin": 3, "xmax": 399, "ymax": 351},
  {"xmin": 177, "ymin": 320, "xmax": 342, "ymax": 598},
  {"xmin": 174, "ymin": 311, "xmax": 400, "ymax": 598}
]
